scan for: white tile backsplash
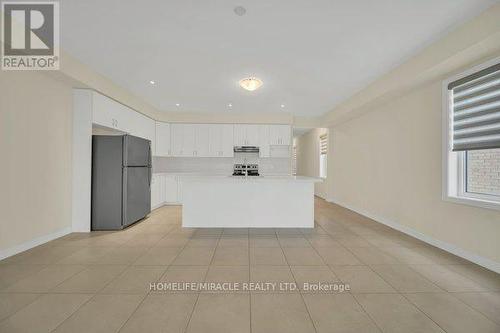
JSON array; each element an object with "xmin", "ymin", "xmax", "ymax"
[{"xmin": 153, "ymin": 153, "xmax": 291, "ymax": 175}]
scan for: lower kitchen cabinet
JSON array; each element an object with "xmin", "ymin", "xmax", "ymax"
[
  {"xmin": 151, "ymin": 174, "xmax": 161, "ymax": 209},
  {"xmin": 151, "ymin": 174, "xmax": 182, "ymax": 209},
  {"xmin": 165, "ymin": 175, "xmax": 179, "ymax": 203}
]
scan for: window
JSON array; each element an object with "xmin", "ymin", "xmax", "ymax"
[
  {"xmin": 319, "ymin": 133, "xmax": 328, "ymax": 178},
  {"xmin": 292, "ymin": 144, "xmax": 297, "ymax": 175},
  {"xmin": 443, "ymin": 57, "xmax": 500, "ymax": 210}
]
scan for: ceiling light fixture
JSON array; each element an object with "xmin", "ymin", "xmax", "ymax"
[
  {"xmin": 175, "ymin": 103, "xmax": 180, "ymax": 107},
  {"xmin": 239, "ymin": 77, "xmax": 263, "ymax": 92},
  {"xmin": 280, "ymin": 104, "xmax": 285, "ymax": 108},
  {"xmin": 228, "ymin": 103, "xmax": 233, "ymax": 107},
  {"xmin": 234, "ymin": 6, "xmax": 246, "ymax": 16},
  {"xmin": 149, "ymin": 80, "xmax": 155, "ymax": 85}
]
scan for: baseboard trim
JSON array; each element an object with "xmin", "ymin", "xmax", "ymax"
[
  {"xmin": 326, "ymin": 198, "xmax": 500, "ymax": 274},
  {"xmin": 0, "ymin": 226, "xmax": 72, "ymax": 261}
]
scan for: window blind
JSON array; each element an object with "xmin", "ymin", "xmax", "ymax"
[
  {"xmin": 320, "ymin": 134, "xmax": 328, "ymax": 155},
  {"xmin": 448, "ymin": 62, "xmax": 500, "ymax": 151}
]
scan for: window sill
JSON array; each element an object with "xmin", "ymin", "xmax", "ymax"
[{"xmin": 443, "ymin": 195, "xmax": 500, "ymax": 212}]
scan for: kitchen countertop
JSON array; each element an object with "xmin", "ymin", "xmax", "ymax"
[{"xmin": 179, "ymin": 175, "xmax": 323, "ymax": 183}]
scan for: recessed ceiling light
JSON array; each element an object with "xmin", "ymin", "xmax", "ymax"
[
  {"xmin": 234, "ymin": 6, "xmax": 246, "ymax": 16},
  {"xmin": 228, "ymin": 103, "xmax": 233, "ymax": 107},
  {"xmin": 280, "ymin": 104, "xmax": 285, "ymax": 108},
  {"xmin": 149, "ymin": 80, "xmax": 155, "ymax": 85},
  {"xmin": 175, "ymin": 103, "xmax": 180, "ymax": 107},
  {"xmin": 239, "ymin": 77, "xmax": 263, "ymax": 91}
]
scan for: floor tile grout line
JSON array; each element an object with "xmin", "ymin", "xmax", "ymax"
[
  {"xmin": 348, "ymin": 293, "xmax": 387, "ymax": 333},
  {"xmin": 2, "ymin": 202, "xmax": 499, "ymax": 332},
  {"xmin": 0, "ymin": 292, "xmax": 44, "ymax": 325},
  {"xmin": 248, "ymin": 228, "xmax": 252, "ymax": 333},
  {"xmin": 312, "ymin": 207, "xmax": 400, "ymax": 332},
  {"xmin": 348, "ymin": 249, "xmax": 451, "ymax": 333},
  {"xmin": 398, "ymin": 292, "xmax": 455, "ymax": 333},
  {"xmin": 49, "ymin": 224, "xmax": 178, "ymax": 332},
  {"xmin": 116, "ymin": 224, "xmax": 191, "ymax": 332},
  {"xmin": 51, "ymin": 217, "xmax": 181, "ymax": 333},
  {"xmin": 280, "ymin": 231, "xmax": 319, "ymax": 333},
  {"xmin": 181, "ymin": 227, "xmax": 222, "ymax": 333},
  {"xmin": 430, "ymin": 291, "xmax": 500, "ymax": 327}
]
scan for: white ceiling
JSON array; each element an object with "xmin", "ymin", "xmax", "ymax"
[{"xmin": 61, "ymin": 0, "xmax": 496, "ymax": 116}]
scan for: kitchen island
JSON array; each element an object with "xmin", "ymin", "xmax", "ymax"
[{"xmin": 182, "ymin": 176, "xmax": 322, "ymax": 228}]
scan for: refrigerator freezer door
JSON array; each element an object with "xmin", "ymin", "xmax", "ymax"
[
  {"xmin": 123, "ymin": 166, "xmax": 151, "ymax": 227},
  {"xmin": 123, "ymin": 135, "xmax": 151, "ymax": 167}
]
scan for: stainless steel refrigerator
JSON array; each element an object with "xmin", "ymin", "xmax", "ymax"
[{"xmin": 91, "ymin": 134, "xmax": 152, "ymax": 230}]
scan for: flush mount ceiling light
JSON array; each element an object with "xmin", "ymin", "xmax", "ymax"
[
  {"xmin": 175, "ymin": 103, "xmax": 180, "ymax": 107},
  {"xmin": 149, "ymin": 80, "xmax": 156, "ymax": 85},
  {"xmin": 233, "ymin": 6, "xmax": 246, "ymax": 16},
  {"xmin": 239, "ymin": 77, "xmax": 263, "ymax": 92}
]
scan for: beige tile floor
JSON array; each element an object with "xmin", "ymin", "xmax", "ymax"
[{"xmin": 0, "ymin": 198, "xmax": 499, "ymax": 332}]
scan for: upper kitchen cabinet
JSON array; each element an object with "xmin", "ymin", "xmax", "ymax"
[
  {"xmin": 171, "ymin": 123, "xmax": 207, "ymax": 157},
  {"xmin": 171, "ymin": 124, "xmax": 184, "ymax": 156},
  {"xmin": 182, "ymin": 124, "xmax": 196, "ymax": 157},
  {"xmin": 155, "ymin": 122, "xmax": 171, "ymax": 156},
  {"xmin": 234, "ymin": 124, "xmax": 260, "ymax": 146},
  {"xmin": 209, "ymin": 124, "xmax": 234, "ymax": 157},
  {"xmin": 91, "ymin": 91, "xmax": 155, "ymax": 150},
  {"xmin": 171, "ymin": 123, "xmax": 194, "ymax": 157},
  {"xmin": 91, "ymin": 91, "xmax": 123, "ymax": 130},
  {"xmin": 125, "ymin": 108, "xmax": 155, "ymax": 152},
  {"xmin": 259, "ymin": 125, "xmax": 270, "ymax": 158},
  {"xmin": 221, "ymin": 124, "xmax": 235, "ymax": 157},
  {"xmin": 269, "ymin": 125, "xmax": 291, "ymax": 145},
  {"xmin": 195, "ymin": 124, "xmax": 210, "ymax": 157}
]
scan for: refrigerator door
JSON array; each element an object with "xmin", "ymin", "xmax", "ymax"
[
  {"xmin": 91, "ymin": 136, "xmax": 124, "ymax": 230},
  {"xmin": 123, "ymin": 135, "xmax": 151, "ymax": 167},
  {"xmin": 123, "ymin": 166, "xmax": 151, "ymax": 227}
]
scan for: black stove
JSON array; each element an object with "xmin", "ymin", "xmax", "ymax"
[{"xmin": 232, "ymin": 164, "xmax": 260, "ymax": 176}]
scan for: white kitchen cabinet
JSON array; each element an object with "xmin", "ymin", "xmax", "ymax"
[
  {"xmin": 234, "ymin": 124, "xmax": 260, "ymax": 146},
  {"xmin": 159, "ymin": 175, "xmax": 166, "ymax": 203},
  {"xmin": 209, "ymin": 124, "xmax": 234, "ymax": 157},
  {"xmin": 171, "ymin": 124, "xmax": 197, "ymax": 157},
  {"xmin": 221, "ymin": 124, "xmax": 234, "ymax": 157},
  {"xmin": 259, "ymin": 125, "xmax": 270, "ymax": 158},
  {"xmin": 269, "ymin": 125, "xmax": 291, "ymax": 145},
  {"xmin": 91, "ymin": 91, "xmax": 156, "ymax": 150},
  {"xmin": 165, "ymin": 175, "xmax": 178, "ymax": 203},
  {"xmin": 182, "ymin": 124, "xmax": 196, "ymax": 157},
  {"xmin": 171, "ymin": 124, "xmax": 184, "ymax": 156},
  {"xmin": 177, "ymin": 176, "xmax": 183, "ymax": 204},
  {"xmin": 155, "ymin": 122, "xmax": 171, "ymax": 156},
  {"xmin": 125, "ymin": 108, "xmax": 155, "ymax": 151},
  {"xmin": 195, "ymin": 124, "xmax": 210, "ymax": 157},
  {"xmin": 92, "ymin": 92, "xmax": 123, "ymax": 130},
  {"xmin": 246, "ymin": 125, "xmax": 260, "ymax": 146},
  {"xmin": 233, "ymin": 124, "xmax": 246, "ymax": 146},
  {"xmin": 151, "ymin": 174, "xmax": 161, "ymax": 209}
]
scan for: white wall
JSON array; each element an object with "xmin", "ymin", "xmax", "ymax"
[
  {"xmin": 0, "ymin": 70, "xmax": 73, "ymax": 258},
  {"xmin": 328, "ymin": 79, "xmax": 500, "ymax": 270},
  {"xmin": 295, "ymin": 128, "xmax": 328, "ymax": 198},
  {"xmin": 72, "ymin": 90, "xmax": 93, "ymax": 232},
  {"xmin": 321, "ymin": 3, "xmax": 500, "ymax": 272}
]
